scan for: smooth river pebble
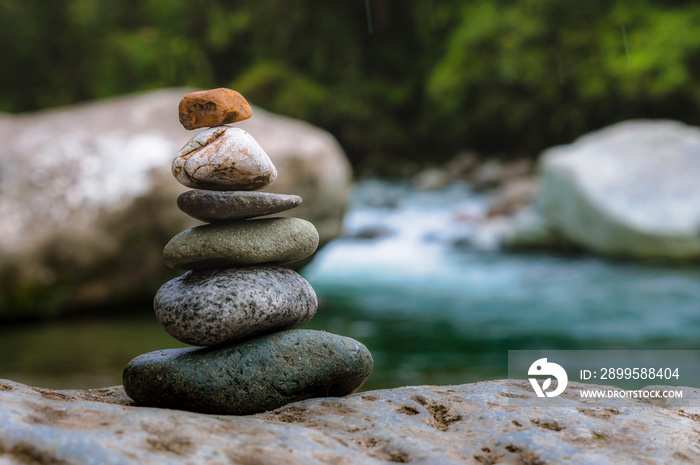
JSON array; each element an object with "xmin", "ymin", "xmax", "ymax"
[
  {"xmin": 172, "ymin": 127, "xmax": 276, "ymax": 190},
  {"xmin": 177, "ymin": 190, "xmax": 302, "ymax": 222},
  {"xmin": 123, "ymin": 330, "xmax": 374, "ymax": 415},
  {"xmin": 163, "ymin": 217, "xmax": 319, "ymax": 270},
  {"xmin": 178, "ymin": 88, "xmax": 252, "ymax": 130},
  {"xmin": 154, "ymin": 266, "xmax": 317, "ymax": 346}
]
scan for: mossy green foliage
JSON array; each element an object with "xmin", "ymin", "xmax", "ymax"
[
  {"xmin": 427, "ymin": 0, "xmax": 700, "ymax": 160},
  {"xmin": 2, "ymin": 0, "xmax": 700, "ymax": 172}
]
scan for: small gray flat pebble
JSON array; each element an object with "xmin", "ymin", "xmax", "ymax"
[
  {"xmin": 154, "ymin": 266, "xmax": 317, "ymax": 346},
  {"xmin": 163, "ymin": 217, "xmax": 319, "ymax": 270},
  {"xmin": 122, "ymin": 329, "xmax": 374, "ymax": 415},
  {"xmin": 177, "ymin": 190, "xmax": 302, "ymax": 222}
]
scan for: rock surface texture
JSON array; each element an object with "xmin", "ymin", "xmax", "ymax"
[
  {"xmin": 1, "ymin": 378, "xmax": 698, "ymax": 464},
  {"xmin": 536, "ymin": 119, "xmax": 700, "ymax": 259},
  {"xmin": 0, "ymin": 88, "xmax": 350, "ymax": 317},
  {"xmin": 178, "ymin": 88, "xmax": 252, "ymax": 130},
  {"xmin": 154, "ymin": 267, "xmax": 317, "ymax": 346},
  {"xmin": 123, "ymin": 88, "xmax": 370, "ymax": 416}
]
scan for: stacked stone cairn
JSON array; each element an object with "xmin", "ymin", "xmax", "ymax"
[{"xmin": 123, "ymin": 88, "xmax": 373, "ymax": 415}]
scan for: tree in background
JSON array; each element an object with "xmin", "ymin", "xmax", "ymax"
[
  {"xmin": 428, "ymin": 0, "xmax": 700, "ymax": 159},
  {"xmin": 1, "ymin": 0, "xmax": 700, "ymax": 173}
]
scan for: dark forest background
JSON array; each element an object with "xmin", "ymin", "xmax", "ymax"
[{"xmin": 2, "ymin": 0, "xmax": 700, "ymax": 173}]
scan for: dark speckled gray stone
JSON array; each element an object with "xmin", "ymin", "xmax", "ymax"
[
  {"xmin": 163, "ymin": 217, "xmax": 319, "ymax": 270},
  {"xmin": 177, "ymin": 190, "xmax": 302, "ymax": 222},
  {"xmin": 122, "ymin": 330, "xmax": 374, "ymax": 415},
  {"xmin": 154, "ymin": 266, "xmax": 317, "ymax": 346}
]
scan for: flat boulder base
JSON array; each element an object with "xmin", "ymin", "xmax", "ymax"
[
  {"xmin": 154, "ymin": 266, "xmax": 317, "ymax": 346},
  {"xmin": 122, "ymin": 329, "xmax": 373, "ymax": 415},
  {"xmin": 172, "ymin": 126, "xmax": 277, "ymax": 191},
  {"xmin": 177, "ymin": 190, "xmax": 302, "ymax": 222},
  {"xmin": 178, "ymin": 88, "xmax": 252, "ymax": 130},
  {"xmin": 163, "ymin": 217, "xmax": 319, "ymax": 270},
  {"xmin": 2, "ymin": 379, "xmax": 700, "ymax": 464}
]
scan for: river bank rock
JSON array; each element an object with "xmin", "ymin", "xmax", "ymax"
[
  {"xmin": 0, "ymin": 378, "xmax": 698, "ymax": 464},
  {"xmin": 0, "ymin": 88, "xmax": 351, "ymax": 318},
  {"xmin": 536, "ymin": 120, "xmax": 700, "ymax": 260},
  {"xmin": 502, "ymin": 206, "xmax": 574, "ymax": 252}
]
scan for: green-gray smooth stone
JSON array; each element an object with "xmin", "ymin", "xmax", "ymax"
[
  {"xmin": 122, "ymin": 330, "xmax": 374, "ymax": 415},
  {"xmin": 163, "ymin": 217, "xmax": 319, "ymax": 270}
]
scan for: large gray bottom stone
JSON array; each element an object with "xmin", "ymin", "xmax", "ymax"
[
  {"xmin": 177, "ymin": 190, "xmax": 302, "ymax": 222},
  {"xmin": 122, "ymin": 329, "xmax": 373, "ymax": 415},
  {"xmin": 1, "ymin": 378, "xmax": 699, "ymax": 464},
  {"xmin": 154, "ymin": 266, "xmax": 317, "ymax": 346},
  {"xmin": 163, "ymin": 217, "xmax": 319, "ymax": 270}
]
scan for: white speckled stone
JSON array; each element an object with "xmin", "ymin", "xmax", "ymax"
[
  {"xmin": 154, "ymin": 266, "xmax": 317, "ymax": 346},
  {"xmin": 172, "ymin": 127, "xmax": 277, "ymax": 190}
]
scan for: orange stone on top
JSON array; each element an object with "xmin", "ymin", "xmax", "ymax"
[{"xmin": 178, "ymin": 88, "xmax": 253, "ymax": 130}]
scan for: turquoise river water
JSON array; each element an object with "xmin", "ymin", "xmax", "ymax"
[{"xmin": 2, "ymin": 180, "xmax": 699, "ymax": 391}]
